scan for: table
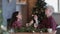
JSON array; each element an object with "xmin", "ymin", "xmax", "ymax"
[{"xmin": 10, "ymin": 31, "xmax": 56, "ymax": 34}]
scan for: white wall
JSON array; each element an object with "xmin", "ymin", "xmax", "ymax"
[
  {"xmin": 52, "ymin": 0, "xmax": 60, "ymax": 25},
  {"xmin": 53, "ymin": 13, "xmax": 60, "ymax": 25}
]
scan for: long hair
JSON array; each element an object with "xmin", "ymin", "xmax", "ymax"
[{"xmin": 7, "ymin": 12, "xmax": 19, "ymax": 29}]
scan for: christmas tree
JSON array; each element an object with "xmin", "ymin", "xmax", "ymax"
[{"xmin": 32, "ymin": 0, "xmax": 47, "ymax": 24}]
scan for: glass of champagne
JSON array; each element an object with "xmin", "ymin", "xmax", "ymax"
[{"xmin": 34, "ymin": 23, "xmax": 38, "ymax": 29}]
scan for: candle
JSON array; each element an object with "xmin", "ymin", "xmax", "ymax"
[
  {"xmin": 32, "ymin": 31, "xmax": 35, "ymax": 34},
  {"xmin": 33, "ymin": 31, "xmax": 35, "ymax": 33}
]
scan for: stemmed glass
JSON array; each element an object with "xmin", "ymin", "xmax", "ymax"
[{"xmin": 34, "ymin": 23, "xmax": 38, "ymax": 29}]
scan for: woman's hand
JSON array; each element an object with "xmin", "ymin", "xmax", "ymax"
[{"xmin": 34, "ymin": 15, "xmax": 38, "ymax": 24}]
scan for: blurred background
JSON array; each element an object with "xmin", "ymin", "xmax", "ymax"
[
  {"xmin": 0, "ymin": 0, "xmax": 60, "ymax": 34},
  {"xmin": 0, "ymin": 0, "xmax": 60, "ymax": 28}
]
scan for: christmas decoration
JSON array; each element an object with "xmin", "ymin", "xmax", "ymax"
[
  {"xmin": 29, "ymin": 0, "xmax": 47, "ymax": 32},
  {"xmin": 32, "ymin": 0, "xmax": 47, "ymax": 23}
]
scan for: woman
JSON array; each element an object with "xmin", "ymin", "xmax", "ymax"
[{"xmin": 7, "ymin": 12, "xmax": 22, "ymax": 29}]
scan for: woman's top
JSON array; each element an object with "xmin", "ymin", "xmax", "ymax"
[{"xmin": 12, "ymin": 21, "xmax": 22, "ymax": 29}]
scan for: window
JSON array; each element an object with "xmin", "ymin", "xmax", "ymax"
[{"xmin": 45, "ymin": 0, "xmax": 59, "ymax": 13}]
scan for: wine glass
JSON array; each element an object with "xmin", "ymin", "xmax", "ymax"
[
  {"xmin": 34, "ymin": 23, "xmax": 38, "ymax": 29},
  {"xmin": 26, "ymin": 23, "xmax": 29, "ymax": 27}
]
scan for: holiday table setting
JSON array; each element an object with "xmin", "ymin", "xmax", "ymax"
[{"xmin": 10, "ymin": 31, "xmax": 56, "ymax": 34}]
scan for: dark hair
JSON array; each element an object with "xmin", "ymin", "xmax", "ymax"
[
  {"xmin": 7, "ymin": 12, "xmax": 19, "ymax": 29},
  {"xmin": 11, "ymin": 12, "xmax": 19, "ymax": 23}
]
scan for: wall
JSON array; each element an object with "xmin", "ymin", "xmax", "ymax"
[
  {"xmin": 2, "ymin": 0, "xmax": 16, "ymax": 26},
  {"xmin": 53, "ymin": 13, "xmax": 60, "ymax": 25},
  {"xmin": 59, "ymin": 0, "xmax": 60, "ymax": 12},
  {"xmin": 21, "ymin": 5, "xmax": 27, "ymax": 25},
  {"xmin": 52, "ymin": 0, "xmax": 60, "ymax": 25}
]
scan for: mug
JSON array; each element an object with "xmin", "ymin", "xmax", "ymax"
[{"xmin": 47, "ymin": 28, "xmax": 52, "ymax": 33}]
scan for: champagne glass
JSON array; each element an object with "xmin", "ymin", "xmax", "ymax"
[
  {"xmin": 34, "ymin": 23, "xmax": 38, "ymax": 29},
  {"xmin": 26, "ymin": 23, "xmax": 29, "ymax": 27}
]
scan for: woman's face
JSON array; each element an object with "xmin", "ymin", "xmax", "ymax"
[
  {"xmin": 45, "ymin": 8, "xmax": 53, "ymax": 17},
  {"xmin": 16, "ymin": 12, "xmax": 22, "ymax": 20}
]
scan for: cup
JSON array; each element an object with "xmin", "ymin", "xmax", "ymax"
[{"xmin": 47, "ymin": 28, "xmax": 52, "ymax": 33}]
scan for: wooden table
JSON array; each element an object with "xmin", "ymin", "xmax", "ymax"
[{"xmin": 10, "ymin": 31, "xmax": 56, "ymax": 34}]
